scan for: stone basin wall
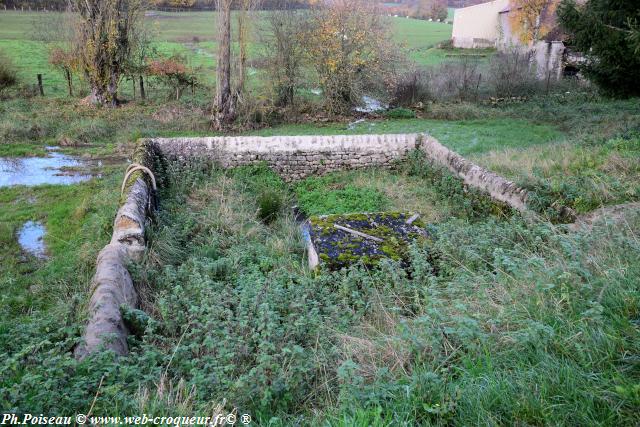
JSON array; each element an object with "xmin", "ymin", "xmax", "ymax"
[
  {"xmin": 77, "ymin": 133, "xmax": 532, "ymax": 359},
  {"xmin": 147, "ymin": 134, "xmax": 421, "ymax": 181},
  {"xmin": 149, "ymin": 133, "xmax": 529, "ymax": 212}
]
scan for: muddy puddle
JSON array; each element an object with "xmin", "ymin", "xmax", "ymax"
[
  {"xmin": 17, "ymin": 221, "xmax": 48, "ymax": 259},
  {"xmin": 0, "ymin": 150, "xmax": 93, "ymax": 187}
]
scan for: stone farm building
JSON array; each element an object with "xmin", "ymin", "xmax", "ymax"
[{"xmin": 451, "ymin": 0, "xmax": 578, "ymax": 79}]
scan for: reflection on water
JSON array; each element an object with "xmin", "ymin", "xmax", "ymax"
[
  {"xmin": 0, "ymin": 152, "xmax": 92, "ymax": 187},
  {"xmin": 18, "ymin": 221, "xmax": 48, "ymax": 259}
]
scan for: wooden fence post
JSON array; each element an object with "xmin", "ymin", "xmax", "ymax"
[
  {"xmin": 37, "ymin": 74, "xmax": 44, "ymax": 96},
  {"xmin": 139, "ymin": 76, "xmax": 145, "ymax": 100}
]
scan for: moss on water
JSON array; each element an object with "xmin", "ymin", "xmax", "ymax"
[{"xmin": 308, "ymin": 212, "xmax": 431, "ymax": 270}]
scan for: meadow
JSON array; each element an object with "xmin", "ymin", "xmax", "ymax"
[
  {"xmin": 0, "ymin": 10, "xmax": 455, "ymax": 96},
  {"xmin": 1, "ymin": 7, "xmax": 640, "ymax": 426}
]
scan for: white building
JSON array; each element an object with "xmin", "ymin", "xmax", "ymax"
[{"xmin": 452, "ymin": 0, "xmax": 510, "ymax": 48}]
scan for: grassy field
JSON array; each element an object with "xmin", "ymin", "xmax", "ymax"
[{"xmin": 0, "ymin": 10, "xmax": 454, "ymax": 96}]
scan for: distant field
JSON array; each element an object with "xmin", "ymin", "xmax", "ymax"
[{"xmin": 0, "ymin": 10, "xmax": 453, "ymax": 96}]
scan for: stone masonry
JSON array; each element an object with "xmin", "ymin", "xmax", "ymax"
[
  {"xmin": 77, "ymin": 133, "xmax": 532, "ymax": 359},
  {"xmin": 147, "ymin": 134, "xmax": 421, "ymax": 181}
]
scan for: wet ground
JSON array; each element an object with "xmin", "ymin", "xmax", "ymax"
[
  {"xmin": 17, "ymin": 220, "xmax": 47, "ymax": 259},
  {"xmin": 0, "ymin": 149, "xmax": 93, "ymax": 187}
]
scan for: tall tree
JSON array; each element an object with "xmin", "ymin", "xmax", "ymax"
[
  {"xmin": 212, "ymin": 0, "xmax": 259, "ymax": 129},
  {"xmin": 263, "ymin": 0, "xmax": 306, "ymax": 107},
  {"xmin": 236, "ymin": 0, "xmax": 253, "ymax": 95},
  {"xmin": 212, "ymin": 0, "xmax": 235, "ymax": 129},
  {"xmin": 558, "ymin": 0, "xmax": 640, "ymax": 96},
  {"xmin": 72, "ymin": 0, "xmax": 144, "ymax": 106}
]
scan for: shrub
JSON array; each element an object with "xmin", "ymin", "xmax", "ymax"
[
  {"xmin": 48, "ymin": 47, "xmax": 76, "ymax": 96},
  {"xmin": 0, "ymin": 51, "xmax": 18, "ymax": 95},
  {"xmin": 427, "ymin": 58, "xmax": 483, "ymax": 101},
  {"xmin": 147, "ymin": 56, "xmax": 198, "ymax": 100},
  {"xmin": 383, "ymin": 107, "xmax": 416, "ymax": 119},
  {"xmin": 303, "ymin": 0, "xmax": 398, "ymax": 115},
  {"xmin": 391, "ymin": 70, "xmax": 431, "ymax": 107},
  {"xmin": 257, "ymin": 190, "xmax": 282, "ymax": 223},
  {"xmin": 488, "ymin": 48, "xmax": 539, "ymax": 98}
]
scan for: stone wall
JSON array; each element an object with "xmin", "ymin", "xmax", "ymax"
[
  {"xmin": 149, "ymin": 133, "xmax": 530, "ymax": 212},
  {"xmin": 420, "ymin": 135, "xmax": 529, "ymax": 212},
  {"xmin": 77, "ymin": 132, "xmax": 532, "ymax": 358},
  {"xmin": 147, "ymin": 134, "xmax": 421, "ymax": 181}
]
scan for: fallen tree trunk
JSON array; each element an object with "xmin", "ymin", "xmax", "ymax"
[{"xmin": 76, "ymin": 148, "xmax": 155, "ymax": 359}]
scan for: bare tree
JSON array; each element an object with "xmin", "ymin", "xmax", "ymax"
[
  {"xmin": 72, "ymin": 0, "xmax": 144, "ymax": 106},
  {"xmin": 212, "ymin": 0, "xmax": 259, "ymax": 129},
  {"xmin": 126, "ymin": 22, "xmax": 157, "ymax": 101},
  {"xmin": 236, "ymin": 0, "xmax": 253, "ymax": 95},
  {"xmin": 263, "ymin": 0, "xmax": 306, "ymax": 107},
  {"xmin": 212, "ymin": 0, "xmax": 235, "ymax": 129}
]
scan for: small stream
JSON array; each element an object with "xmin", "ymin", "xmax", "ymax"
[{"xmin": 355, "ymin": 96, "xmax": 388, "ymax": 113}]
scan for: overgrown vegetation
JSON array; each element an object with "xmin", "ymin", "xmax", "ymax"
[
  {"xmin": 3, "ymin": 161, "xmax": 638, "ymax": 424},
  {"xmin": 0, "ymin": 50, "xmax": 18, "ymax": 95},
  {"xmin": 1, "ymin": 4, "xmax": 640, "ymax": 425}
]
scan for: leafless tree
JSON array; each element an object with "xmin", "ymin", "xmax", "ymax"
[
  {"xmin": 71, "ymin": 0, "xmax": 144, "ymax": 106},
  {"xmin": 212, "ymin": 0, "xmax": 235, "ymax": 129},
  {"xmin": 263, "ymin": 0, "xmax": 306, "ymax": 107}
]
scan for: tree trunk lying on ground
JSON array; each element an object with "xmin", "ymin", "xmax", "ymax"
[{"xmin": 75, "ymin": 178, "xmax": 150, "ymax": 359}]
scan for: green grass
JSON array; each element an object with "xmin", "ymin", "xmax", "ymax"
[
  {"xmin": 0, "ymin": 39, "xmax": 69, "ymax": 96},
  {"xmin": 475, "ymin": 132, "xmax": 640, "ymax": 217},
  {"xmin": 295, "ymin": 174, "xmax": 391, "ymax": 215},
  {"xmin": 4, "ymin": 159, "xmax": 637, "ymax": 424},
  {"xmin": 390, "ymin": 15, "xmax": 455, "ymax": 66},
  {"xmin": 0, "ymin": 10, "xmax": 452, "ymax": 43},
  {"xmin": 252, "ymin": 117, "xmax": 563, "ymax": 155},
  {"xmin": 0, "ymin": 171, "xmax": 120, "ymax": 321},
  {"xmin": 0, "ymin": 10, "xmax": 453, "ymax": 96},
  {"xmin": 391, "ymin": 16, "xmax": 452, "ymax": 49}
]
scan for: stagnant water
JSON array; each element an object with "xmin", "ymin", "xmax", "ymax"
[
  {"xmin": 17, "ymin": 221, "xmax": 47, "ymax": 259},
  {"xmin": 0, "ymin": 151, "xmax": 92, "ymax": 187}
]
